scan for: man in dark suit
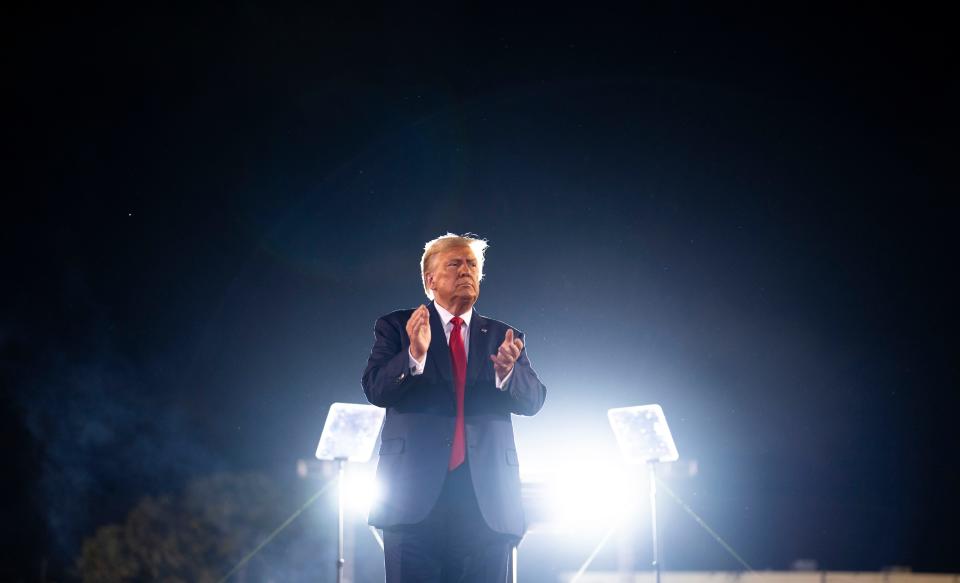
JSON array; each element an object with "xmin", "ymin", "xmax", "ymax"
[{"xmin": 362, "ymin": 233, "xmax": 547, "ymax": 582}]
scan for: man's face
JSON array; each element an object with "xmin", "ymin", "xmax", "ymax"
[{"xmin": 427, "ymin": 246, "xmax": 480, "ymax": 313}]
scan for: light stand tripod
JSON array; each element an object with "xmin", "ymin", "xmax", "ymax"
[
  {"xmin": 607, "ymin": 404, "xmax": 679, "ymax": 583},
  {"xmin": 315, "ymin": 403, "xmax": 385, "ymax": 583}
]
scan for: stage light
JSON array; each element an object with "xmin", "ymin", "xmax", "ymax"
[
  {"xmin": 339, "ymin": 466, "xmax": 381, "ymax": 516},
  {"xmin": 542, "ymin": 461, "xmax": 643, "ymax": 529}
]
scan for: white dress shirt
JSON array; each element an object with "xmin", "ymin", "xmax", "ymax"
[{"xmin": 408, "ymin": 302, "xmax": 513, "ymax": 389}]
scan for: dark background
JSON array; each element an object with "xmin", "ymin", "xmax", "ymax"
[{"xmin": 5, "ymin": 4, "xmax": 957, "ymax": 581}]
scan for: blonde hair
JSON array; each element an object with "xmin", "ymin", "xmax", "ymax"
[{"xmin": 420, "ymin": 233, "xmax": 489, "ymax": 300}]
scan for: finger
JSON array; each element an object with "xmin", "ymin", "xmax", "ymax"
[
  {"xmin": 491, "ymin": 352, "xmax": 514, "ymax": 375},
  {"xmin": 409, "ymin": 307, "xmax": 428, "ymax": 334},
  {"xmin": 504, "ymin": 329, "xmax": 514, "ymax": 344},
  {"xmin": 513, "ymin": 339, "xmax": 524, "ymax": 353}
]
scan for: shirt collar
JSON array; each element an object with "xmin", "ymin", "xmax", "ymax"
[{"xmin": 433, "ymin": 301, "xmax": 473, "ymax": 329}]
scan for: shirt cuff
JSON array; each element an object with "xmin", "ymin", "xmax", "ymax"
[
  {"xmin": 408, "ymin": 349, "xmax": 426, "ymax": 375},
  {"xmin": 495, "ymin": 368, "xmax": 514, "ymax": 390}
]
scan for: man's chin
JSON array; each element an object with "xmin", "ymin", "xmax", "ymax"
[{"xmin": 454, "ymin": 291, "xmax": 478, "ymax": 305}]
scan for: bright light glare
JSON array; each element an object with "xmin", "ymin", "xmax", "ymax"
[
  {"xmin": 339, "ymin": 466, "xmax": 381, "ymax": 516},
  {"xmin": 543, "ymin": 461, "xmax": 643, "ymax": 528}
]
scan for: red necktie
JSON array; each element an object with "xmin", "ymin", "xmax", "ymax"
[{"xmin": 448, "ymin": 316, "xmax": 467, "ymax": 470}]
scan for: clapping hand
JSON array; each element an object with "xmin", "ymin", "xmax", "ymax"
[
  {"xmin": 406, "ymin": 305, "xmax": 431, "ymax": 361},
  {"xmin": 490, "ymin": 329, "xmax": 523, "ymax": 379}
]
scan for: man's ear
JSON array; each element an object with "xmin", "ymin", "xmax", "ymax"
[{"xmin": 426, "ymin": 272, "xmax": 435, "ymax": 290}]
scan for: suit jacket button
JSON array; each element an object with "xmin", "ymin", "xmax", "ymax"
[{"xmin": 445, "ymin": 439, "xmax": 452, "ymax": 446}]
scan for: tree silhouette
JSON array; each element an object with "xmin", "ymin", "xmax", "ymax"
[{"xmin": 77, "ymin": 473, "xmax": 285, "ymax": 583}]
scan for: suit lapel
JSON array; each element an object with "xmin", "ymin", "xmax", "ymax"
[
  {"xmin": 466, "ymin": 310, "xmax": 488, "ymax": 386},
  {"xmin": 427, "ymin": 303, "xmax": 453, "ymax": 383}
]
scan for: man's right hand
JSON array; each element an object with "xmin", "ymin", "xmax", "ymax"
[{"xmin": 406, "ymin": 304, "xmax": 431, "ymax": 361}]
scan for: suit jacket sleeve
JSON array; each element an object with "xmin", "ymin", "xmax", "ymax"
[
  {"xmin": 362, "ymin": 314, "xmax": 420, "ymax": 407},
  {"xmin": 501, "ymin": 330, "xmax": 546, "ymax": 416}
]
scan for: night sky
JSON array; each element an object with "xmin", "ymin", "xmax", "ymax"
[{"xmin": 5, "ymin": 4, "xmax": 958, "ymax": 581}]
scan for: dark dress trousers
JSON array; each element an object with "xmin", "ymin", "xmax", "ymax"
[{"xmin": 362, "ymin": 303, "xmax": 547, "ymax": 539}]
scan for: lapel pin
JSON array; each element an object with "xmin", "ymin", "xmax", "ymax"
[{"xmin": 481, "ymin": 328, "xmax": 488, "ymax": 334}]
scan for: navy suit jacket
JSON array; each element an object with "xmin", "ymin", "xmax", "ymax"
[{"xmin": 362, "ymin": 302, "xmax": 546, "ymax": 537}]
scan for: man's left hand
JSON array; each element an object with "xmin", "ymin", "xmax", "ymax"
[{"xmin": 490, "ymin": 329, "xmax": 523, "ymax": 379}]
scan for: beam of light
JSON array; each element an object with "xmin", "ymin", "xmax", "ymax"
[
  {"xmin": 655, "ymin": 475, "xmax": 754, "ymax": 572},
  {"xmin": 568, "ymin": 521, "xmax": 622, "ymax": 583},
  {"xmin": 217, "ymin": 477, "xmax": 336, "ymax": 583},
  {"xmin": 369, "ymin": 525, "xmax": 385, "ymax": 550}
]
